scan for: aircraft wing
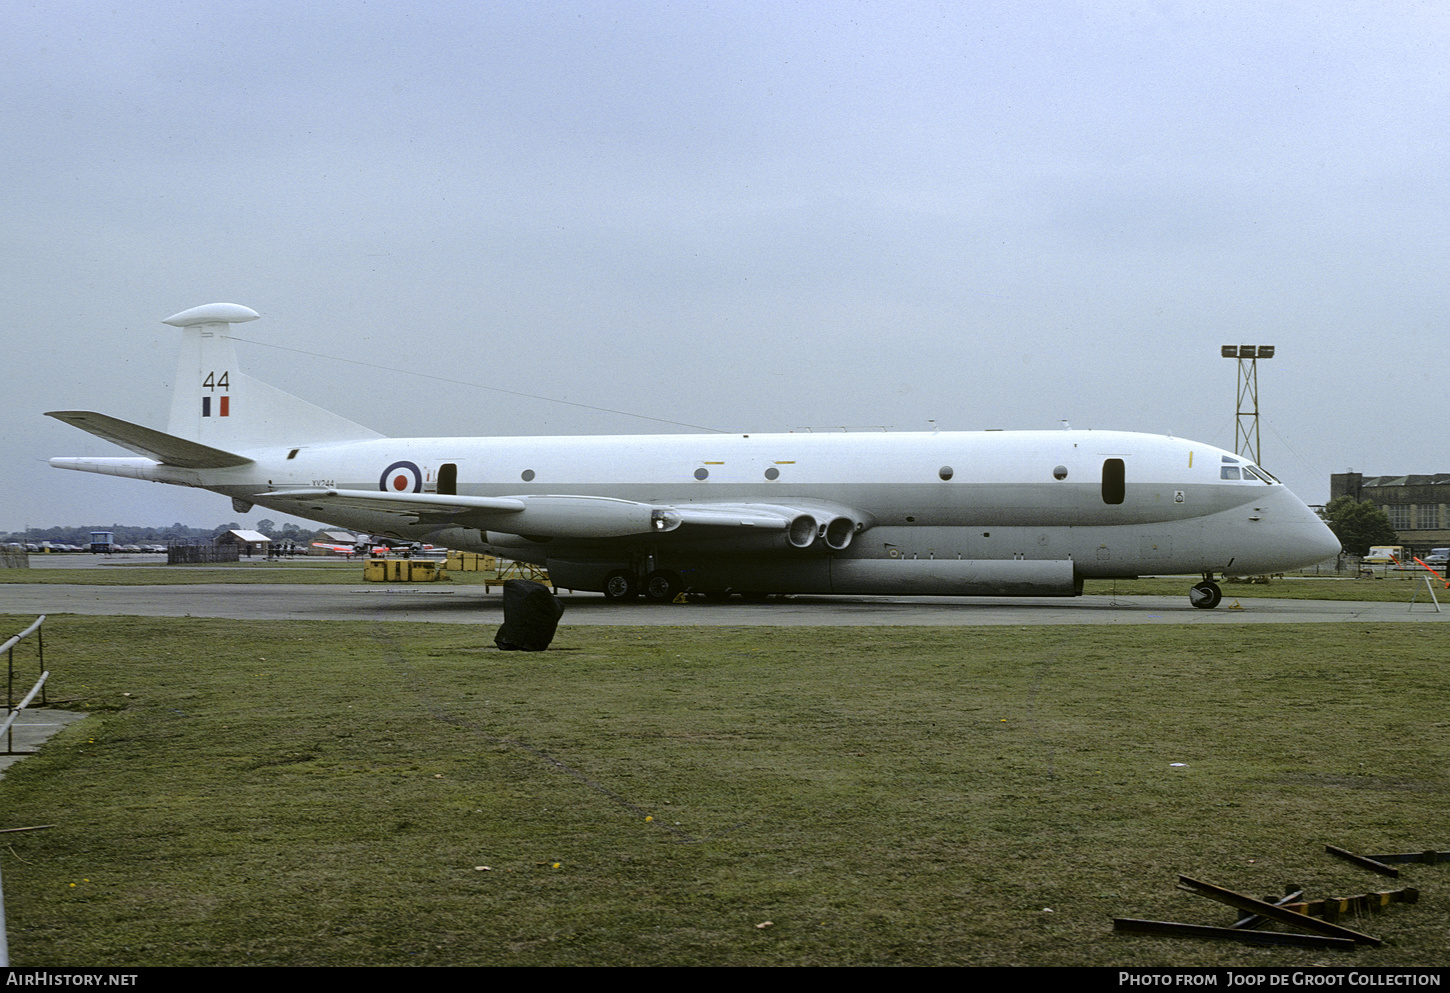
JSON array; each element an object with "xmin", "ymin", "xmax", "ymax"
[
  {"xmin": 266, "ymin": 488, "xmax": 526, "ymax": 517},
  {"xmin": 259, "ymin": 488, "xmax": 860, "ymax": 543},
  {"xmin": 661, "ymin": 505, "xmax": 803, "ymax": 528},
  {"xmin": 46, "ymin": 411, "xmax": 253, "ymax": 469},
  {"xmin": 264, "ymin": 488, "xmax": 661, "ymax": 538}
]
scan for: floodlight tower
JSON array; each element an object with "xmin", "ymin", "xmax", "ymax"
[{"xmin": 1220, "ymin": 344, "xmax": 1275, "ymax": 465}]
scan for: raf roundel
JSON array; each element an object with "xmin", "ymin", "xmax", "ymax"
[{"xmin": 379, "ymin": 461, "xmax": 423, "ymax": 493}]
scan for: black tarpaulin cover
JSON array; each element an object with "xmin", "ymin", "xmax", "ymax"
[{"xmin": 494, "ymin": 579, "xmax": 565, "ymax": 651}]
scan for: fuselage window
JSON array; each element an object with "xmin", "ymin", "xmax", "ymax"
[
  {"xmin": 438, "ymin": 463, "xmax": 457, "ymax": 496},
  {"xmin": 1102, "ymin": 458, "xmax": 1125, "ymax": 505},
  {"xmin": 1220, "ymin": 466, "xmax": 1241, "ymax": 480}
]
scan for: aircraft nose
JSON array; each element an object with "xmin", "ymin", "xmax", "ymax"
[
  {"xmin": 1228, "ymin": 488, "xmax": 1342, "ymax": 575},
  {"xmin": 1276, "ymin": 494, "xmax": 1341, "ymax": 569},
  {"xmin": 1304, "ymin": 515, "xmax": 1343, "ymax": 562}
]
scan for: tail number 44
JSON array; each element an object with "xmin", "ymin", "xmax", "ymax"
[{"xmin": 201, "ymin": 371, "xmax": 231, "ymax": 417}]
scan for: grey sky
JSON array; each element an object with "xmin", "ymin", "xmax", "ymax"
[{"xmin": 4, "ymin": 0, "xmax": 1447, "ymax": 533}]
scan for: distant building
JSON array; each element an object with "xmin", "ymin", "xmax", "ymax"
[
  {"xmin": 214, "ymin": 529, "xmax": 272, "ymax": 557},
  {"xmin": 1330, "ymin": 473, "xmax": 1450, "ymax": 552}
]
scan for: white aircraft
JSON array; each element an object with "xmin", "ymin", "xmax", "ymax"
[{"xmin": 48, "ymin": 303, "xmax": 1341, "ymax": 608}]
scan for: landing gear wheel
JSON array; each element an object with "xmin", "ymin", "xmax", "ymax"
[
  {"xmin": 602, "ymin": 569, "xmax": 638, "ymax": 601},
  {"xmin": 1189, "ymin": 580, "xmax": 1222, "ymax": 610},
  {"xmin": 643, "ymin": 569, "xmax": 684, "ymax": 603}
]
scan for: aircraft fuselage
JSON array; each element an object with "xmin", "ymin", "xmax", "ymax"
[
  {"xmin": 91, "ymin": 429, "xmax": 1333, "ymax": 591},
  {"xmin": 48, "ymin": 305, "xmax": 1342, "ymax": 605}
]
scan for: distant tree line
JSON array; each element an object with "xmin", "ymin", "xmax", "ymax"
[
  {"xmin": 1, "ymin": 521, "xmax": 331, "ymax": 545},
  {"xmin": 1318, "ymin": 497, "xmax": 1398, "ymax": 557}
]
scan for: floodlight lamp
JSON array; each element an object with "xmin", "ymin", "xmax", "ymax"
[
  {"xmin": 1257, "ymin": 345, "xmax": 1275, "ymax": 358},
  {"xmin": 1238, "ymin": 345, "xmax": 1257, "ymax": 358},
  {"xmin": 1221, "ymin": 346, "xmax": 1238, "ymax": 358}
]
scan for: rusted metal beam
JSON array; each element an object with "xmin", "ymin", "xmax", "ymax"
[
  {"xmin": 1288, "ymin": 888, "xmax": 1419, "ymax": 922},
  {"xmin": 1177, "ymin": 875, "xmax": 1382, "ymax": 946},
  {"xmin": 1326, "ymin": 845, "xmax": 1399, "ymax": 877},
  {"xmin": 1113, "ymin": 918, "xmax": 1356, "ymax": 950},
  {"xmin": 1230, "ymin": 887, "xmax": 1304, "ymax": 930},
  {"xmin": 1363, "ymin": 850, "xmax": 1450, "ymax": 866}
]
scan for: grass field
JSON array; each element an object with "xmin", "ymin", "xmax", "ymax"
[{"xmin": 1, "ymin": 614, "xmax": 1446, "ymax": 966}]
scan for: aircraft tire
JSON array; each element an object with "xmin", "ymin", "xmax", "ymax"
[
  {"xmin": 602, "ymin": 569, "xmax": 639, "ymax": 601},
  {"xmin": 1189, "ymin": 580, "xmax": 1222, "ymax": 610},
  {"xmin": 643, "ymin": 569, "xmax": 683, "ymax": 603}
]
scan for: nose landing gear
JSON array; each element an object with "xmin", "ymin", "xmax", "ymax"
[{"xmin": 1189, "ymin": 577, "xmax": 1223, "ymax": 609}]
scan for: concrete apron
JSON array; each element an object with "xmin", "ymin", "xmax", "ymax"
[{"xmin": 1, "ymin": 709, "xmax": 89, "ymax": 779}]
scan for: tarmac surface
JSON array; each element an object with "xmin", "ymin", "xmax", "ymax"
[
  {"xmin": 4, "ymin": 552, "xmax": 1445, "ymax": 625},
  {"xmin": 0, "ymin": 579, "xmax": 1445, "ymax": 626}
]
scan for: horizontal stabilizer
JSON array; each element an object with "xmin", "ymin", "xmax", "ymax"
[{"xmin": 46, "ymin": 411, "xmax": 253, "ymax": 469}]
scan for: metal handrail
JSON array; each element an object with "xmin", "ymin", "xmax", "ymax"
[
  {"xmin": 0, "ymin": 671, "xmax": 51, "ymax": 738},
  {"xmin": 0, "ymin": 614, "xmax": 46, "ymax": 969},
  {"xmin": 0, "ymin": 614, "xmax": 45, "ymax": 656},
  {"xmin": 5, "ymin": 614, "xmax": 46, "ymax": 725}
]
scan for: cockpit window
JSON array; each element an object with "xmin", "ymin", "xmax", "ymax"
[{"xmin": 1219, "ymin": 455, "xmax": 1279, "ymax": 484}]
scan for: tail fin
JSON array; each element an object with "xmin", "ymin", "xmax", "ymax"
[{"xmin": 163, "ymin": 304, "xmax": 383, "ymax": 450}]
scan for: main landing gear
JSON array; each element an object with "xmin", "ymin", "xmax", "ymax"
[
  {"xmin": 1189, "ymin": 575, "xmax": 1222, "ymax": 610},
  {"xmin": 602, "ymin": 569, "xmax": 637, "ymax": 601},
  {"xmin": 602, "ymin": 568, "xmax": 683, "ymax": 603}
]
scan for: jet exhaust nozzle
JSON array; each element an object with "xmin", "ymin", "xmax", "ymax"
[
  {"xmin": 824, "ymin": 516, "xmax": 855, "ymax": 550},
  {"xmin": 787, "ymin": 514, "xmax": 819, "ymax": 548}
]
